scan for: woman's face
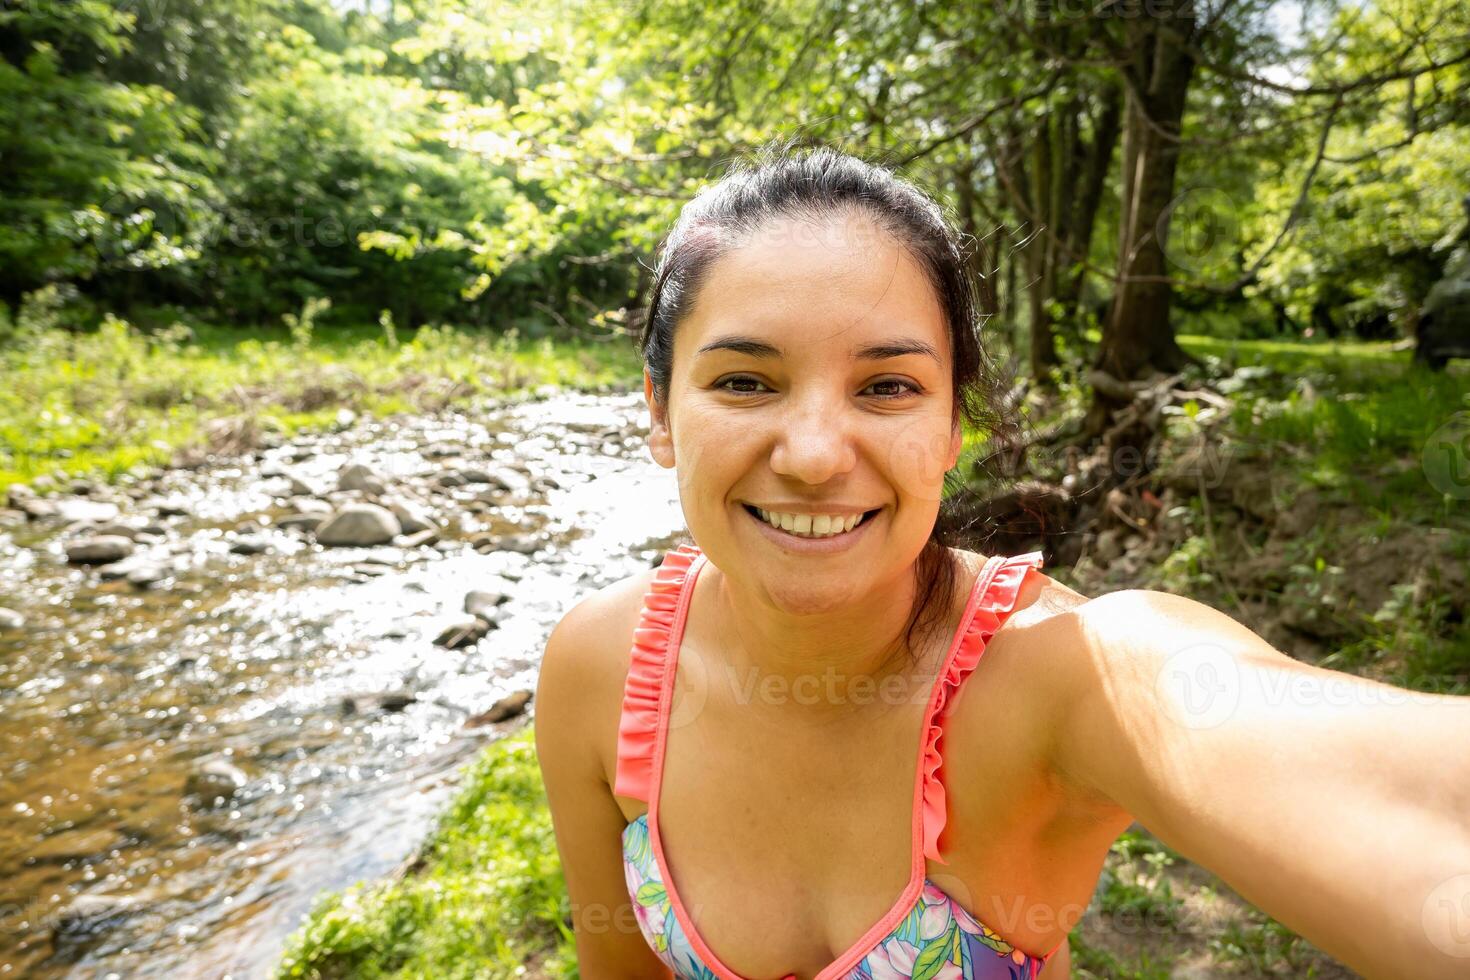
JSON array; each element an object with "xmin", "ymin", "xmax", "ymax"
[{"xmin": 645, "ymin": 209, "xmax": 962, "ymax": 615}]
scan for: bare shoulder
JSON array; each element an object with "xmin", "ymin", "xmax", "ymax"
[
  {"xmin": 952, "ymin": 547, "xmax": 1093, "ymax": 630},
  {"xmin": 534, "ymin": 563, "xmax": 658, "ymax": 789},
  {"xmin": 1010, "ymin": 561, "xmax": 1092, "ymax": 628}
]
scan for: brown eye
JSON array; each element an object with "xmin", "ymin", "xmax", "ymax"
[
  {"xmin": 865, "ymin": 379, "xmax": 920, "ymax": 399},
  {"xmin": 716, "ymin": 375, "xmax": 771, "ymax": 395}
]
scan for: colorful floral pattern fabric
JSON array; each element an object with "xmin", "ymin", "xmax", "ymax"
[{"xmin": 623, "ymin": 812, "xmax": 1047, "ymax": 980}]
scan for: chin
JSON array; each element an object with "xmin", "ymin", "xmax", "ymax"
[{"xmin": 758, "ymin": 574, "xmax": 870, "ymax": 617}]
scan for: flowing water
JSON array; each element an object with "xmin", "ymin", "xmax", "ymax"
[{"xmin": 0, "ymin": 391, "xmax": 685, "ymax": 979}]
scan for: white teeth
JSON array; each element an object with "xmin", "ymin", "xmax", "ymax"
[{"xmin": 753, "ymin": 507, "xmax": 868, "ymax": 538}]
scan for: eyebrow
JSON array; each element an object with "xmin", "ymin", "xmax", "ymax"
[{"xmin": 695, "ymin": 334, "xmax": 941, "ymax": 364}]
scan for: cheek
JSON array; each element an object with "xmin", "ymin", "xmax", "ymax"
[
  {"xmin": 875, "ymin": 409, "xmax": 957, "ymax": 505},
  {"xmin": 671, "ymin": 402, "xmax": 753, "ymax": 493}
]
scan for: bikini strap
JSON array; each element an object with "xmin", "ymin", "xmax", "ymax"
[
  {"xmin": 920, "ymin": 550, "xmax": 1045, "ymax": 865},
  {"xmin": 613, "ymin": 543, "xmax": 704, "ymax": 802}
]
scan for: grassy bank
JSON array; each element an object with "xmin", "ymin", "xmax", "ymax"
[
  {"xmin": 0, "ymin": 297, "xmax": 642, "ymax": 494},
  {"xmin": 276, "ymin": 727, "xmax": 577, "ymax": 980}
]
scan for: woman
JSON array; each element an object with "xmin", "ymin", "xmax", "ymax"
[{"xmin": 534, "ymin": 145, "xmax": 1470, "ymax": 979}]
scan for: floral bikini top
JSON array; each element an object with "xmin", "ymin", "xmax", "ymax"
[{"xmin": 614, "ymin": 543, "xmax": 1065, "ymax": 980}]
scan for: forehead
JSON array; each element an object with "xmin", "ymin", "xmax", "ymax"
[{"xmin": 677, "ymin": 209, "xmax": 949, "ymax": 360}]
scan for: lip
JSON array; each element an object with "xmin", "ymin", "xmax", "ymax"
[{"xmin": 741, "ymin": 503, "xmax": 881, "ymax": 555}]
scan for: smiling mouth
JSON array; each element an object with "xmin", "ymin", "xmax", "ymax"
[{"xmin": 741, "ymin": 503, "xmax": 881, "ymax": 539}]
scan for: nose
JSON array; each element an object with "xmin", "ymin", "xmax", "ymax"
[{"xmin": 768, "ymin": 386, "xmax": 858, "ymax": 485}]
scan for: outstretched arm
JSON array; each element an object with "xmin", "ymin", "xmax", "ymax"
[{"xmin": 1050, "ymin": 588, "xmax": 1470, "ymax": 979}]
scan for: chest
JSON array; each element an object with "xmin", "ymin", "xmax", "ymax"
[{"xmin": 614, "ymin": 632, "xmax": 1061, "ymax": 977}]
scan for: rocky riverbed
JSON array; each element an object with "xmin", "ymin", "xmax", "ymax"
[{"xmin": 0, "ymin": 388, "xmax": 685, "ymax": 979}]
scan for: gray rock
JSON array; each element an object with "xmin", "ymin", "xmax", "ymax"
[
  {"xmin": 184, "ymin": 757, "xmax": 248, "ymax": 806},
  {"xmin": 6, "ymin": 483, "xmax": 35, "ymax": 507},
  {"xmin": 291, "ymin": 497, "xmax": 334, "ymax": 515},
  {"xmin": 464, "ymin": 589, "xmax": 508, "ymax": 620},
  {"xmin": 455, "ymin": 467, "xmax": 496, "ymax": 485},
  {"xmin": 276, "ymin": 513, "xmax": 326, "ymax": 534},
  {"xmin": 338, "ymin": 462, "xmax": 386, "ymax": 495},
  {"xmin": 387, "ymin": 497, "xmax": 435, "ymax": 535},
  {"xmin": 396, "ymin": 528, "xmax": 439, "ymax": 549},
  {"xmin": 229, "ymin": 535, "xmax": 272, "ymax": 556},
  {"xmin": 90, "ymin": 520, "xmax": 140, "ymax": 540},
  {"xmin": 340, "ymin": 692, "xmax": 416, "ymax": 715},
  {"xmin": 54, "ymin": 499, "xmax": 120, "ymax": 523},
  {"xmin": 493, "ymin": 467, "xmax": 532, "ymax": 494},
  {"xmin": 0, "ymin": 607, "xmax": 24, "ymax": 630},
  {"xmin": 465, "ymin": 690, "xmax": 532, "ymax": 727},
  {"xmin": 144, "ymin": 496, "xmax": 192, "ymax": 518},
  {"xmin": 97, "ymin": 559, "xmax": 143, "ymax": 581},
  {"xmin": 285, "ymin": 473, "xmax": 322, "ymax": 496},
  {"xmin": 314, "ymin": 504, "xmax": 401, "ymax": 547},
  {"xmin": 66, "ymin": 535, "xmax": 135, "ymax": 565},
  {"xmin": 498, "ymin": 534, "xmax": 539, "ymax": 555},
  {"xmin": 350, "ymin": 562, "xmax": 390, "ymax": 577},
  {"xmin": 18, "ymin": 497, "xmax": 57, "ymax": 520},
  {"xmin": 459, "ymin": 467, "xmax": 530, "ymax": 494},
  {"xmin": 433, "ymin": 618, "xmax": 490, "ymax": 649},
  {"xmin": 126, "ymin": 564, "xmax": 167, "ymax": 589}
]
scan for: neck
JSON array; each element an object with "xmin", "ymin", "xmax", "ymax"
[{"xmin": 701, "ymin": 551, "xmax": 967, "ymax": 723}]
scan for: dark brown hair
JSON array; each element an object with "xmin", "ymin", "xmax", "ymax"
[{"xmin": 639, "ymin": 140, "xmax": 1017, "ymax": 664}]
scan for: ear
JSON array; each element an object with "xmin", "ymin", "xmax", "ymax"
[
  {"xmin": 645, "ymin": 369, "xmax": 675, "ymax": 469},
  {"xmin": 947, "ymin": 416, "xmax": 963, "ymax": 471}
]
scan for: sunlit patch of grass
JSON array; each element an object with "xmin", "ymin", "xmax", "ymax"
[
  {"xmin": 275, "ymin": 727, "xmax": 575, "ymax": 980},
  {"xmin": 0, "ymin": 314, "xmax": 642, "ymax": 495},
  {"xmin": 1209, "ymin": 916, "xmax": 1324, "ymax": 976},
  {"xmin": 1177, "ymin": 334, "xmax": 1469, "ymax": 512},
  {"xmin": 1097, "ymin": 828, "xmax": 1184, "ymax": 929},
  {"xmin": 1068, "ymin": 933, "xmax": 1175, "ymax": 980}
]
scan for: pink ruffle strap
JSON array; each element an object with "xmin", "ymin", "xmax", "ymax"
[
  {"xmin": 921, "ymin": 551, "xmax": 1045, "ymax": 865},
  {"xmin": 613, "ymin": 543, "xmax": 702, "ymax": 803}
]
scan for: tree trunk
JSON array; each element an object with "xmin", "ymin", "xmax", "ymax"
[
  {"xmin": 1027, "ymin": 115, "xmax": 1060, "ymax": 381},
  {"xmin": 1091, "ymin": 2, "xmax": 1200, "ymax": 433},
  {"xmin": 956, "ymin": 168, "xmax": 1000, "ymax": 319},
  {"xmin": 1058, "ymin": 82, "xmax": 1123, "ymax": 329}
]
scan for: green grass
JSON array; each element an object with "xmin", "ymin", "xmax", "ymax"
[
  {"xmin": 1068, "ymin": 934, "xmax": 1175, "ymax": 980},
  {"xmin": 275, "ymin": 727, "xmax": 576, "ymax": 980},
  {"xmin": 1180, "ymin": 335, "xmax": 1468, "ymax": 507},
  {"xmin": 0, "ymin": 306, "xmax": 642, "ymax": 494},
  {"xmin": 1209, "ymin": 917, "xmax": 1323, "ymax": 976},
  {"xmin": 1094, "ymin": 829, "xmax": 1184, "ymax": 930}
]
